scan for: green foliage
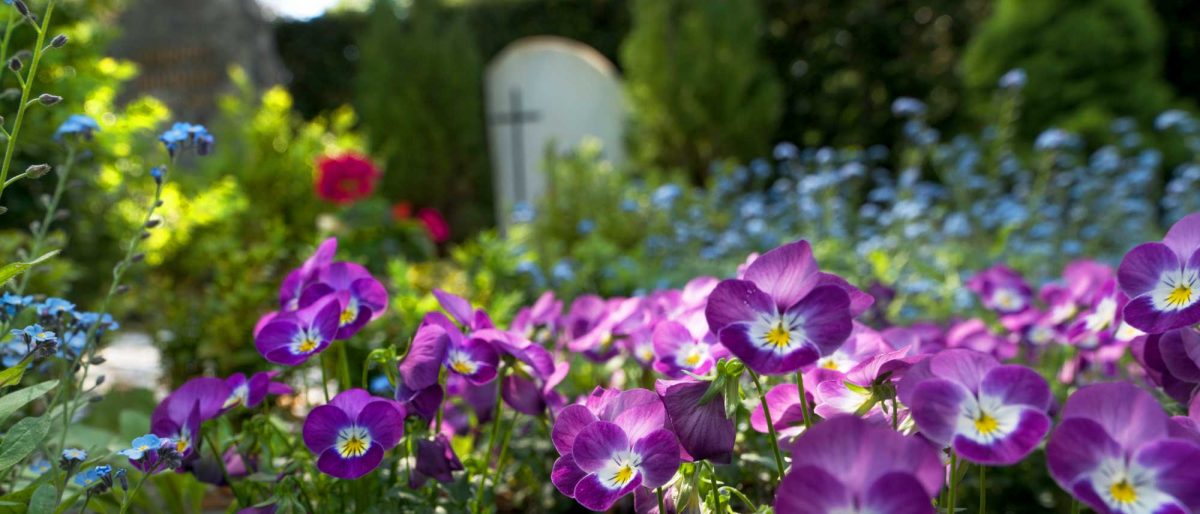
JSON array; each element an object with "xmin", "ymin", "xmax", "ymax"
[
  {"xmin": 0, "ymin": 381, "xmax": 58, "ymax": 426},
  {"xmin": 963, "ymin": 0, "xmax": 1174, "ymax": 138},
  {"xmin": 621, "ymin": 0, "xmax": 783, "ymax": 181},
  {"xmin": 130, "ymin": 71, "xmax": 364, "ymax": 380},
  {"xmin": 0, "ymin": 415, "xmax": 50, "ymax": 472},
  {"xmin": 356, "ymin": 0, "xmax": 492, "ymax": 236},
  {"xmin": 760, "ymin": 0, "xmax": 989, "ymax": 146}
]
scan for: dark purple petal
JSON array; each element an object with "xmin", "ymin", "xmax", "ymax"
[
  {"xmin": 1161, "ymin": 329, "xmax": 1200, "ymax": 382},
  {"xmin": 153, "ymin": 377, "xmax": 231, "ymax": 429},
  {"xmin": 572, "ymin": 422, "xmax": 630, "ymax": 473},
  {"xmin": 573, "ymin": 472, "xmax": 642, "ymax": 512},
  {"xmin": 302, "ymin": 405, "xmax": 351, "ymax": 453},
  {"xmin": 552, "ymin": 454, "xmax": 586, "ymax": 498},
  {"xmin": 953, "ymin": 407, "xmax": 1050, "ymax": 465},
  {"xmin": 399, "ymin": 384, "xmax": 443, "ymax": 421},
  {"xmin": 1124, "ymin": 295, "xmax": 1200, "ymax": 335},
  {"xmin": 704, "ymin": 279, "xmax": 775, "ymax": 334},
  {"xmin": 398, "ymin": 324, "xmax": 449, "ymax": 392},
  {"xmin": 862, "ymin": 472, "xmax": 937, "ymax": 514},
  {"xmin": 1119, "ymin": 243, "xmax": 1180, "ymax": 298},
  {"xmin": 502, "ymin": 373, "xmax": 546, "ymax": 416},
  {"xmin": 909, "ymin": 379, "xmax": 970, "ymax": 447},
  {"xmin": 553, "ymin": 405, "xmax": 599, "ymax": 455},
  {"xmin": 657, "ymin": 379, "xmax": 734, "ymax": 464},
  {"xmin": 816, "ymin": 272, "xmax": 875, "ymax": 317},
  {"xmin": 316, "ymin": 444, "xmax": 383, "ymax": 480},
  {"xmin": 774, "ymin": 465, "xmax": 851, "ymax": 514},
  {"xmin": 743, "ymin": 240, "xmax": 819, "ymax": 308},
  {"xmin": 980, "ymin": 365, "xmax": 1051, "ymax": 410},
  {"xmin": 1060, "ymin": 382, "xmax": 1169, "ymax": 450},
  {"xmin": 451, "ymin": 338, "xmax": 500, "ymax": 384},
  {"xmin": 1046, "ymin": 418, "xmax": 1123, "ymax": 489},
  {"xmin": 413, "ymin": 434, "xmax": 463, "ymax": 486},
  {"xmin": 350, "ymin": 276, "xmax": 388, "ymax": 321},
  {"xmin": 357, "ymin": 401, "xmax": 405, "ymax": 449},
  {"xmin": 787, "ymin": 285, "xmax": 853, "ymax": 357},
  {"xmin": 633, "ymin": 486, "xmax": 676, "ymax": 514},
  {"xmin": 632, "ymin": 429, "xmax": 681, "ymax": 489},
  {"xmin": 433, "ymin": 288, "xmax": 475, "ymax": 327}
]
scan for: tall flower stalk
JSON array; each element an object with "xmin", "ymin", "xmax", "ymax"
[{"xmin": 0, "ymin": 0, "xmax": 58, "ymax": 205}]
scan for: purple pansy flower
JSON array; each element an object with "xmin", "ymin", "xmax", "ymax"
[
  {"xmin": 279, "ymin": 238, "xmax": 338, "ymax": 310},
  {"xmin": 551, "ymin": 388, "xmax": 681, "ymax": 511},
  {"xmin": 1118, "ymin": 212, "xmax": 1200, "ymax": 334},
  {"xmin": 512, "ymin": 291, "xmax": 562, "ymax": 343},
  {"xmin": 255, "ymin": 295, "xmax": 342, "ymax": 366},
  {"xmin": 222, "ymin": 371, "xmax": 292, "ymax": 411},
  {"xmin": 303, "ymin": 389, "xmax": 405, "ymax": 480},
  {"xmin": 945, "ymin": 319, "xmax": 1017, "ymax": 361},
  {"xmin": 1047, "ymin": 382, "xmax": 1200, "ymax": 514},
  {"xmin": 899, "ymin": 349, "xmax": 1051, "ymax": 465},
  {"xmin": 968, "ymin": 264, "xmax": 1034, "ymax": 315},
  {"xmin": 651, "ymin": 311, "xmax": 728, "ymax": 378},
  {"xmin": 775, "ymin": 415, "xmax": 943, "ymax": 514},
  {"xmin": 151, "ymin": 377, "xmax": 231, "ymax": 460},
  {"xmin": 395, "ymin": 321, "xmax": 450, "ymax": 419},
  {"xmin": 656, "ymin": 379, "xmax": 735, "ymax": 464},
  {"xmin": 705, "ymin": 241, "xmax": 855, "ymax": 375},
  {"xmin": 1132, "ymin": 327, "xmax": 1200, "ymax": 404},
  {"xmin": 814, "ymin": 348, "xmax": 913, "ymax": 423},
  {"xmin": 298, "ymin": 263, "xmax": 389, "ymax": 339},
  {"xmin": 569, "ymin": 298, "xmax": 644, "ymax": 363},
  {"xmin": 432, "ymin": 288, "xmax": 495, "ymax": 333},
  {"xmin": 424, "ymin": 313, "xmax": 499, "ymax": 385}
]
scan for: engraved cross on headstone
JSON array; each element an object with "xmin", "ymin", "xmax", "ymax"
[{"xmin": 488, "ymin": 88, "xmax": 541, "ymax": 204}]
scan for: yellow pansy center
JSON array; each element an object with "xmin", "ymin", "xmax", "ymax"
[
  {"xmin": 1109, "ymin": 479, "xmax": 1137, "ymax": 504},
  {"xmin": 974, "ymin": 412, "xmax": 999, "ymax": 435},
  {"xmin": 176, "ymin": 437, "xmax": 190, "ymax": 454},
  {"xmin": 292, "ymin": 327, "xmax": 322, "ymax": 355},
  {"xmin": 821, "ymin": 359, "xmax": 840, "ymax": 370},
  {"xmin": 765, "ymin": 323, "xmax": 791, "ymax": 348},
  {"xmin": 337, "ymin": 426, "xmax": 372, "ymax": 458},
  {"xmin": 1166, "ymin": 284, "xmax": 1194, "ymax": 307},
  {"xmin": 684, "ymin": 351, "xmax": 702, "ymax": 367},
  {"xmin": 447, "ymin": 351, "xmax": 479, "ymax": 375},
  {"xmin": 611, "ymin": 464, "xmax": 635, "ymax": 486}
]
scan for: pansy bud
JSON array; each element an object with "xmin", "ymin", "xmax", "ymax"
[
  {"xmin": 50, "ymin": 34, "xmax": 67, "ymax": 48},
  {"xmin": 37, "ymin": 94, "xmax": 62, "ymax": 105},
  {"xmin": 25, "ymin": 163, "xmax": 50, "ymax": 178}
]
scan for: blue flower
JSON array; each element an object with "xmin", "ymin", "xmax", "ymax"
[
  {"xmin": 38, "ymin": 298, "xmax": 75, "ymax": 317},
  {"xmin": 21, "ymin": 325, "xmax": 55, "ymax": 343},
  {"xmin": 158, "ymin": 122, "xmax": 214, "ymax": 157},
  {"xmin": 891, "ymin": 97, "xmax": 927, "ymax": 118},
  {"xmin": 62, "ymin": 448, "xmax": 87, "ymax": 462},
  {"xmin": 998, "ymin": 68, "xmax": 1027, "ymax": 90},
  {"xmin": 117, "ymin": 434, "xmax": 162, "ymax": 460},
  {"xmin": 53, "ymin": 114, "xmax": 99, "ymax": 141},
  {"xmin": 29, "ymin": 458, "xmax": 51, "ymax": 475},
  {"xmin": 73, "ymin": 468, "xmax": 100, "ymax": 487},
  {"xmin": 576, "ymin": 219, "xmax": 596, "ymax": 235}
]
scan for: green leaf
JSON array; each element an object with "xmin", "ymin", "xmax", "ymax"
[
  {"xmin": 0, "ymin": 415, "xmax": 51, "ymax": 472},
  {"xmin": 27, "ymin": 484, "xmax": 56, "ymax": 514},
  {"xmin": 0, "ymin": 355, "xmax": 33, "ymax": 388},
  {"xmin": 0, "ymin": 250, "xmax": 59, "ymax": 286},
  {"xmin": 0, "ymin": 380, "xmax": 58, "ymax": 425}
]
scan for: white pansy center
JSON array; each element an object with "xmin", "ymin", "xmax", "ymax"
[
  {"xmin": 1152, "ymin": 268, "xmax": 1199, "ymax": 311},
  {"xmin": 955, "ymin": 394, "xmax": 1020, "ymax": 444},
  {"xmin": 1091, "ymin": 457, "xmax": 1177, "ymax": 514},
  {"xmin": 750, "ymin": 310, "xmax": 806, "ymax": 354},
  {"xmin": 598, "ymin": 450, "xmax": 642, "ymax": 490},
  {"xmin": 336, "ymin": 425, "xmax": 372, "ymax": 458}
]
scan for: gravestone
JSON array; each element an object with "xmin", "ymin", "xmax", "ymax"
[
  {"xmin": 485, "ymin": 36, "xmax": 627, "ymax": 227},
  {"xmin": 108, "ymin": 0, "xmax": 285, "ymax": 121}
]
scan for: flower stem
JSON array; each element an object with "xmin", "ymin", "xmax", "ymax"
[
  {"xmin": 472, "ymin": 365, "xmax": 506, "ymax": 514},
  {"xmin": 204, "ymin": 432, "xmax": 249, "ymax": 507},
  {"xmin": 319, "ymin": 354, "xmax": 331, "ymax": 403},
  {"xmin": 979, "ymin": 465, "xmax": 986, "ymax": 514},
  {"xmin": 656, "ymin": 486, "xmax": 665, "ymax": 514},
  {"xmin": 337, "ymin": 341, "xmax": 352, "ymax": 391},
  {"xmin": 1070, "ymin": 499, "xmax": 1081, "ymax": 514},
  {"xmin": 0, "ymin": 0, "xmax": 56, "ymax": 204},
  {"xmin": 721, "ymin": 486, "xmax": 757, "ymax": 512},
  {"xmin": 748, "ymin": 370, "xmax": 787, "ymax": 483},
  {"xmin": 118, "ymin": 472, "xmax": 149, "ymax": 514},
  {"xmin": 948, "ymin": 451, "xmax": 959, "ymax": 514},
  {"xmin": 708, "ymin": 462, "xmax": 722, "ymax": 513},
  {"xmin": 14, "ymin": 145, "xmax": 75, "ymax": 294},
  {"xmin": 794, "ymin": 372, "xmax": 813, "ymax": 428}
]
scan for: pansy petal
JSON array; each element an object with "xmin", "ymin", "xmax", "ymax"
[
  {"xmin": 573, "ymin": 472, "xmax": 642, "ymax": 512},
  {"xmin": 773, "ymin": 465, "xmax": 851, "ymax": 514},
  {"xmin": 743, "ymin": 240, "xmax": 819, "ymax": 308},
  {"xmin": 862, "ymin": 472, "xmax": 937, "ymax": 514},
  {"xmin": 356, "ymin": 401, "xmax": 405, "ymax": 448},
  {"xmin": 1133, "ymin": 439, "xmax": 1200, "ymax": 511},
  {"xmin": 909, "ymin": 379, "xmax": 971, "ymax": 447},
  {"xmin": 1045, "ymin": 418, "xmax": 1122, "ymax": 488},
  {"xmin": 1161, "ymin": 329, "xmax": 1200, "ymax": 382},
  {"xmin": 572, "ymin": 422, "xmax": 630, "ymax": 473},
  {"xmin": 553, "ymin": 405, "xmax": 599, "ymax": 455},
  {"xmin": 433, "ymin": 289, "xmax": 474, "ymax": 327},
  {"xmin": 316, "ymin": 444, "xmax": 383, "ymax": 480},
  {"xmin": 303, "ymin": 405, "xmax": 351, "ymax": 453},
  {"xmin": 612, "ymin": 400, "xmax": 667, "ymax": 443},
  {"xmin": 1163, "ymin": 212, "xmax": 1200, "ymax": 259},
  {"xmin": 787, "ymin": 285, "xmax": 853, "ymax": 357},
  {"xmin": 704, "ymin": 280, "xmax": 775, "ymax": 334},
  {"xmin": 632, "ymin": 429, "xmax": 681, "ymax": 489},
  {"xmin": 953, "ymin": 407, "xmax": 1049, "ymax": 465},
  {"xmin": 816, "ymin": 272, "xmax": 875, "ymax": 318},
  {"xmin": 398, "ymin": 324, "xmax": 449, "ymax": 392},
  {"xmin": 329, "ymin": 389, "xmax": 375, "ymax": 419},
  {"xmin": 1124, "ymin": 295, "xmax": 1200, "ymax": 335},
  {"xmin": 1118, "ymin": 243, "xmax": 1181, "ymax": 298},
  {"xmin": 928, "ymin": 349, "xmax": 997, "ymax": 394},
  {"xmin": 657, "ymin": 379, "xmax": 734, "ymax": 464},
  {"xmin": 552, "ymin": 454, "xmax": 586, "ymax": 498},
  {"xmin": 1060, "ymin": 382, "xmax": 1169, "ymax": 449},
  {"xmin": 980, "ymin": 365, "xmax": 1052, "ymax": 410}
]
